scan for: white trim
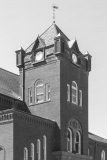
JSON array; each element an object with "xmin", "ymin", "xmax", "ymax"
[
  {"xmin": 31, "ymin": 143, "xmax": 34, "ymax": 160},
  {"xmin": 101, "ymin": 150, "xmax": 105, "ymax": 160},
  {"xmin": 37, "ymin": 139, "xmax": 41, "ymax": 160},
  {"xmin": 75, "ymin": 131, "xmax": 81, "ymax": 154},
  {"xmin": 72, "ymin": 81, "xmax": 78, "ymax": 105},
  {"xmin": 67, "ymin": 128, "xmax": 72, "ymax": 152},
  {"xmin": 35, "ymin": 80, "xmax": 44, "ymax": 103},
  {"xmin": 67, "ymin": 84, "xmax": 70, "ymax": 102},
  {"xmin": 43, "ymin": 135, "xmax": 47, "ymax": 160},
  {"xmin": 79, "ymin": 90, "xmax": 82, "ymax": 106},
  {"xmin": 24, "ymin": 148, "xmax": 28, "ymax": 160},
  {"xmin": 46, "ymin": 84, "xmax": 50, "ymax": 101}
]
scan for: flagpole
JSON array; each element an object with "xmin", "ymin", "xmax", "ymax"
[{"xmin": 52, "ymin": 4, "xmax": 58, "ymax": 23}]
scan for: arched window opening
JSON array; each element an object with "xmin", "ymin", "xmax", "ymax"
[
  {"xmin": 35, "ymin": 80, "xmax": 44, "ymax": 103},
  {"xmin": 101, "ymin": 150, "xmax": 105, "ymax": 160},
  {"xmin": 67, "ymin": 128, "xmax": 73, "ymax": 152},
  {"xmin": 72, "ymin": 81, "xmax": 78, "ymax": 105},
  {"xmin": 24, "ymin": 148, "xmax": 28, "ymax": 160},
  {"xmin": 75, "ymin": 131, "xmax": 81, "ymax": 154},
  {"xmin": 43, "ymin": 135, "xmax": 47, "ymax": 160},
  {"xmin": 37, "ymin": 139, "xmax": 41, "ymax": 160},
  {"xmin": 31, "ymin": 143, "xmax": 34, "ymax": 160}
]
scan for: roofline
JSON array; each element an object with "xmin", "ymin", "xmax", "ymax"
[
  {"xmin": 40, "ymin": 23, "xmax": 54, "ymax": 37},
  {"xmin": 0, "ymin": 67, "xmax": 19, "ymax": 76},
  {"xmin": 89, "ymin": 132, "xmax": 107, "ymax": 142}
]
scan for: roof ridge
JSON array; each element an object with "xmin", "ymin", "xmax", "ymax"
[
  {"xmin": 25, "ymin": 39, "xmax": 37, "ymax": 52},
  {"xmin": 55, "ymin": 24, "xmax": 70, "ymax": 40},
  {"xmin": 40, "ymin": 23, "xmax": 54, "ymax": 37},
  {"xmin": 53, "ymin": 23, "xmax": 58, "ymax": 35},
  {"xmin": 89, "ymin": 132, "xmax": 107, "ymax": 141},
  {"xmin": 0, "ymin": 68, "xmax": 19, "ymax": 76}
]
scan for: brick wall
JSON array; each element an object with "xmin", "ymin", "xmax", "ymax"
[
  {"xmin": 60, "ymin": 56, "xmax": 88, "ymax": 155},
  {"xmin": 14, "ymin": 110, "xmax": 56, "ymax": 160},
  {"xmin": 24, "ymin": 60, "xmax": 61, "ymax": 127},
  {"xmin": 0, "ymin": 121, "xmax": 13, "ymax": 160}
]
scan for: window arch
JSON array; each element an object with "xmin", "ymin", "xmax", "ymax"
[
  {"xmin": 24, "ymin": 148, "xmax": 28, "ymax": 160},
  {"xmin": 67, "ymin": 119, "xmax": 82, "ymax": 154},
  {"xmin": 67, "ymin": 128, "xmax": 73, "ymax": 152},
  {"xmin": 31, "ymin": 143, "xmax": 34, "ymax": 160},
  {"xmin": 35, "ymin": 80, "xmax": 44, "ymax": 103},
  {"xmin": 43, "ymin": 135, "xmax": 47, "ymax": 160},
  {"xmin": 101, "ymin": 150, "xmax": 105, "ymax": 160},
  {"xmin": 72, "ymin": 81, "xmax": 78, "ymax": 105},
  {"xmin": 37, "ymin": 139, "xmax": 41, "ymax": 160},
  {"xmin": 75, "ymin": 131, "xmax": 81, "ymax": 154}
]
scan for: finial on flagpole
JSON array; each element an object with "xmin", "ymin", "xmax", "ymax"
[{"xmin": 52, "ymin": 4, "xmax": 58, "ymax": 23}]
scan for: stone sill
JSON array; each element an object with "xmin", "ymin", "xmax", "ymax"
[{"xmin": 52, "ymin": 151, "xmax": 93, "ymax": 160}]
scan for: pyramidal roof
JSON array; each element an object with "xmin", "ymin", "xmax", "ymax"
[{"xmin": 25, "ymin": 23, "xmax": 69, "ymax": 53}]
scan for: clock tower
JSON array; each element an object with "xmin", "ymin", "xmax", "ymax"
[{"xmin": 16, "ymin": 23, "xmax": 92, "ymax": 160}]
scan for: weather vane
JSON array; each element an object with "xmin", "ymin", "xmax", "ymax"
[{"xmin": 52, "ymin": 4, "xmax": 58, "ymax": 23}]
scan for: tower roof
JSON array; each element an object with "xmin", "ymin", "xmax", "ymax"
[{"xmin": 25, "ymin": 23, "xmax": 69, "ymax": 53}]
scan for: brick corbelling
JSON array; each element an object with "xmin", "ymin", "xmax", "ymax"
[
  {"xmin": 13, "ymin": 110, "xmax": 56, "ymax": 128},
  {"xmin": 0, "ymin": 93, "xmax": 30, "ymax": 113},
  {"xmin": 0, "ymin": 112, "xmax": 13, "ymax": 124},
  {"xmin": 52, "ymin": 151, "xmax": 93, "ymax": 160}
]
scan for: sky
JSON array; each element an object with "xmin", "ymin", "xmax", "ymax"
[{"xmin": 0, "ymin": 0, "xmax": 107, "ymax": 138}]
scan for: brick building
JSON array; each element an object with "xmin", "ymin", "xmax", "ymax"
[{"xmin": 0, "ymin": 22, "xmax": 107, "ymax": 160}]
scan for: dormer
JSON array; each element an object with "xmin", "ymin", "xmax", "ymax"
[{"xmin": 54, "ymin": 33, "xmax": 65, "ymax": 54}]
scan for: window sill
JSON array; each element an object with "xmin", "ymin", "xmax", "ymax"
[{"xmin": 28, "ymin": 100, "xmax": 51, "ymax": 107}]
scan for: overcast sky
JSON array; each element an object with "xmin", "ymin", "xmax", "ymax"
[{"xmin": 0, "ymin": 0, "xmax": 107, "ymax": 138}]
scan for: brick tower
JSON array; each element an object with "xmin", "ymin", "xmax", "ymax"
[{"xmin": 16, "ymin": 22, "xmax": 92, "ymax": 160}]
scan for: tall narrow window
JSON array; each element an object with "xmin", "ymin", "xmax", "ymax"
[
  {"xmin": 46, "ymin": 84, "xmax": 50, "ymax": 101},
  {"xmin": 75, "ymin": 131, "xmax": 81, "ymax": 154},
  {"xmin": 79, "ymin": 90, "xmax": 82, "ymax": 106},
  {"xmin": 55, "ymin": 40, "xmax": 60, "ymax": 53},
  {"xmin": 43, "ymin": 136, "xmax": 47, "ymax": 160},
  {"xmin": 24, "ymin": 148, "xmax": 28, "ymax": 160},
  {"xmin": 101, "ymin": 150, "xmax": 105, "ymax": 160},
  {"xmin": 72, "ymin": 81, "xmax": 78, "ymax": 105},
  {"xmin": 67, "ymin": 84, "xmax": 70, "ymax": 102},
  {"xmin": 28, "ymin": 88, "xmax": 32, "ymax": 105},
  {"xmin": 67, "ymin": 128, "xmax": 72, "ymax": 152},
  {"xmin": 31, "ymin": 143, "xmax": 34, "ymax": 160},
  {"xmin": 88, "ymin": 149, "xmax": 90, "ymax": 156},
  {"xmin": 37, "ymin": 139, "xmax": 41, "ymax": 160},
  {"xmin": 35, "ymin": 80, "xmax": 44, "ymax": 103}
]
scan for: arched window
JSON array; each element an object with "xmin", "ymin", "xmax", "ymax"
[
  {"xmin": 24, "ymin": 148, "xmax": 28, "ymax": 160},
  {"xmin": 75, "ymin": 131, "xmax": 81, "ymax": 154},
  {"xmin": 37, "ymin": 139, "xmax": 41, "ymax": 160},
  {"xmin": 43, "ymin": 135, "xmax": 47, "ymax": 160},
  {"xmin": 35, "ymin": 80, "xmax": 44, "ymax": 103},
  {"xmin": 67, "ymin": 128, "xmax": 73, "ymax": 152},
  {"xmin": 72, "ymin": 81, "xmax": 78, "ymax": 105},
  {"xmin": 31, "ymin": 143, "xmax": 34, "ymax": 160},
  {"xmin": 101, "ymin": 150, "xmax": 105, "ymax": 160}
]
